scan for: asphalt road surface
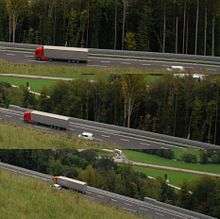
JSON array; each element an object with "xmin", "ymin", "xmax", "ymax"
[
  {"xmin": 0, "ymin": 106, "xmax": 220, "ymax": 150},
  {"xmin": 0, "ymin": 48, "xmax": 220, "ymax": 73}
]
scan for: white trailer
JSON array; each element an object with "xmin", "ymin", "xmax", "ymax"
[
  {"xmin": 53, "ymin": 176, "xmax": 87, "ymax": 193},
  {"xmin": 44, "ymin": 46, "xmax": 88, "ymax": 62},
  {"xmin": 31, "ymin": 110, "xmax": 70, "ymax": 129}
]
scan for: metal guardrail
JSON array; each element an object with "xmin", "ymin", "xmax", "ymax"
[
  {"xmin": 0, "ymin": 41, "xmax": 39, "ymax": 50},
  {"xmin": 89, "ymin": 48, "xmax": 220, "ymax": 64},
  {"xmin": 0, "ymin": 41, "xmax": 220, "ymax": 66},
  {"xmin": 0, "ymin": 161, "xmax": 216, "ymax": 219}
]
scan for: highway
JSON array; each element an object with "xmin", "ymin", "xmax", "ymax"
[
  {"xmin": 0, "ymin": 43, "xmax": 220, "ymax": 72},
  {"xmin": 0, "ymin": 161, "xmax": 216, "ymax": 219},
  {"xmin": 0, "ymin": 106, "xmax": 220, "ymax": 150}
]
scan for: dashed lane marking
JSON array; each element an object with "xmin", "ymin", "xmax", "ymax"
[
  {"xmin": 101, "ymin": 135, "xmax": 110, "ymax": 138},
  {"xmin": 120, "ymin": 139, "xmax": 130, "ymax": 142}
]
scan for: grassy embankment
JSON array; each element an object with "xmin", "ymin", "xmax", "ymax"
[
  {"xmin": 0, "ymin": 122, "xmax": 115, "ymax": 149},
  {"xmin": 124, "ymin": 150, "xmax": 220, "ymax": 174},
  {"xmin": 0, "ymin": 170, "xmax": 141, "ymax": 219},
  {"xmin": 0, "ymin": 59, "xmax": 162, "ymax": 79}
]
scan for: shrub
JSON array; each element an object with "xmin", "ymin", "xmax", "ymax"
[{"xmin": 181, "ymin": 153, "xmax": 197, "ymax": 163}]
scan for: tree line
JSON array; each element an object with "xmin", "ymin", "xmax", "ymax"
[
  {"xmin": 1, "ymin": 0, "xmax": 220, "ymax": 55},
  {"xmin": 0, "ymin": 149, "xmax": 219, "ymax": 218}
]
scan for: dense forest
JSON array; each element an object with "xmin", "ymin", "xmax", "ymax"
[
  {"xmin": 1, "ymin": 74, "xmax": 220, "ymax": 145},
  {"xmin": 0, "ymin": 149, "xmax": 219, "ymax": 218},
  {"xmin": 1, "ymin": 0, "xmax": 220, "ymax": 55}
]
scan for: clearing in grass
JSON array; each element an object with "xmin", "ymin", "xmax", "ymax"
[
  {"xmin": 124, "ymin": 150, "xmax": 220, "ymax": 174},
  {"xmin": 0, "ymin": 76, "xmax": 57, "ymax": 92},
  {"xmin": 134, "ymin": 166, "xmax": 202, "ymax": 187}
]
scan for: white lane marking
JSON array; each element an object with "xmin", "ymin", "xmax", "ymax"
[
  {"xmin": 142, "ymin": 63, "xmax": 151, "ymax": 66},
  {"xmin": 5, "ymin": 115, "xmax": 12, "ymax": 118},
  {"xmin": 6, "ymin": 53, "xmax": 15, "ymax": 56},
  {"xmin": 88, "ymin": 64, "xmax": 108, "ymax": 68},
  {"xmin": 27, "ymin": 60, "xmax": 46, "ymax": 64},
  {"xmin": 121, "ymin": 62, "xmax": 131, "ymax": 65},
  {"xmin": 100, "ymin": 60, "xmax": 111, "ymax": 63},
  {"xmin": 101, "ymin": 135, "xmax": 110, "ymax": 138},
  {"xmin": 120, "ymin": 139, "xmax": 129, "ymax": 142},
  {"xmin": 25, "ymin": 55, "xmax": 34, "ymax": 58},
  {"xmin": 0, "ymin": 49, "xmax": 32, "ymax": 54}
]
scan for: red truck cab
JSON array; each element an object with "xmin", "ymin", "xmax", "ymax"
[
  {"xmin": 23, "ymin": 111, "xmax": 32, "ymax": 123},
  {"xmin": 35, "ymin": 46, "xmax": 49, "ymax": 61}
]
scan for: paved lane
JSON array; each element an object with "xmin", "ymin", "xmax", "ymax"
[
  {"xmin": 0, "ymin": 48, "xmax": 220, "ymax": 73},
  {"xmin": 1, "ymin": 107, "xmax": 220, "ymax": 150}
]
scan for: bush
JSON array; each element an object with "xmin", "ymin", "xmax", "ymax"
[
  {"xmin": 181, "ymin": 153, "xmax": 197, "ymax": 163},
  {"xmin": 139, "ymin": 149, "xmax": 175, "ymax": 160}
]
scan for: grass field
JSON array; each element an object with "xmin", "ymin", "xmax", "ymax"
[
  {"xmin": 124, "ymin": 150, "xmax": 220, "ymax": 174},
  {"xmin": 134, "ymin": 166, "xmax": 202, "ymax": 186},
  {"xmin": 0, "ymin": 122, "xmax": 115, "ymax": 149},
  {"xmin": 0, "ymin": 59, "xmax": 162, "ymax": 80},
  {"xmin": 173, "ymin": 148, "xmax": 201, "ymax": 160},
  {"xmin": 0, "ymin": 76, "xmax": 57, "ymax": 91},
  {"xmin": 0, "ymin": 170, "xmax": 140, "ymax": 219}
]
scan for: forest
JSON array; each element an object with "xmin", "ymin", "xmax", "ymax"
[
  {"xmin": 0, "ymin": 0, "xmax": 220, "ymax": 56},
  {"xmin": 1, "ymin": 74, "xmax": 220, "ymax": 145},
  {"xmin": 0, "ymin": 149, "xmax": 219, "ymax": 218}
]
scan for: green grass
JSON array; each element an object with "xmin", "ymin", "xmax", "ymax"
[
  {"xmin": 124, "ymin": 150, "xmax": 220, "ymax": 174},
  {"xmin": 173, "ymin": 148, "xmax": 201, "ymax": 160},
  {"xmin": 0, "ymin": 169, "xmax": 141, "ymax": 219},
  {"xmin": 134, "ymin": 166, "xmax": 202, "ymax": 187},
  {"xmin": 0, "ymin": 59, "xmax": 163, "ymax": 79},
  {"xmin": 0, "ymin": 76, "xmax": 57, "ymax": 92},
  {"xmin": 0, "ymin": 122, "xmax": 116, "ymax": 149}
]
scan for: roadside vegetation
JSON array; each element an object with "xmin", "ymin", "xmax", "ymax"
[
  {"xmin": 0, "ymin": 149, "xmax": 219, "ymax": 218},
  {"xmin": 0, "ymin": 170, "xmax": 140, "ymax": 219},
  {"xmin": 124, "ymin": 150, "xmax": 220, "ymax": 174},
  {"xmin": 0, "ymin": 59, "xmax": 162, "ymax": 79},
  {"xmin": 0, "ymin": 122, "xmax": 110, "ymax": 149}
]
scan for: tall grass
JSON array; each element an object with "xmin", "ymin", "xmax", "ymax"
[
  {"xmin": 0, "ymin": 170, "xmax": 141, "ymax": 219},
  {"xmin": 0, "ymin": 122, "xmax": 112, "ymax": 149},
  {"xmin": 0, "ymin": 59, "xmax": 164, "ymax": 78}
]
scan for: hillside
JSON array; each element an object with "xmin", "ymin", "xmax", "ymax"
[
  {"xmin": 0, "ymin": 169, "xmax": 141, "ymax": 219},
  {"xmin": 0, "ymin": 122, "xmax": 111, "ymax": 149}
]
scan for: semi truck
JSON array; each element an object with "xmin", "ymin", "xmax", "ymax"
[
  {"xmin": 23, "ymin": 110, "xmax": 70, "ymax": 130},
  {"xmin": 52, "ymin": 176, "xmax": 87, "ymax": 193},
  {"xmin": 34, "ymin": 45, "xmax": 88, "ymax": 63}
]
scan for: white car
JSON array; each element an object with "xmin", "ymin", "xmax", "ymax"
[{"xmin": 78, "ymin": 132, "xmax": 94, "ymax": 141}]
